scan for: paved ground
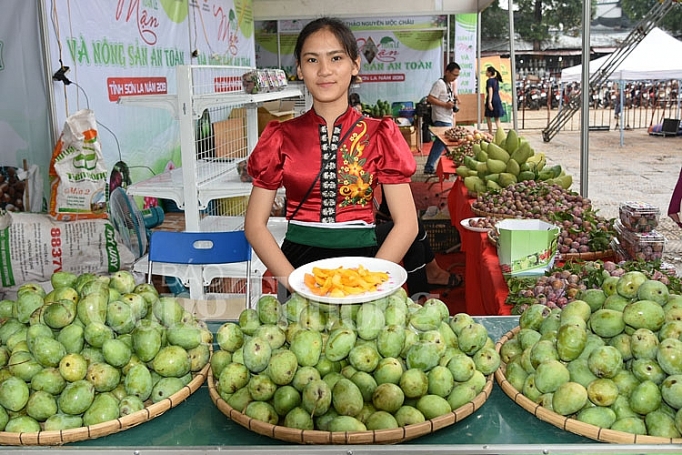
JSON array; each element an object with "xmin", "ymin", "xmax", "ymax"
[{"xmin": 414, "ymin": 121, "xmax": 682, "ymax": 272}]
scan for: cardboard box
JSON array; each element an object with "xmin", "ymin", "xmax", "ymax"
[
  {"xmin": 496, "ymin": 219, "xmax": 559, "ymax": 277},
  {"xmin": 455, "ymin": 93, "xmax": 485, "ymax": 125},
  {"xmin": 213, "ymin": 117, "xmax": 246, "ymax": 160},
  {"xmin": 258, "ymin": 100, "xmax": 295, "ymax": 135},
  {"xmin": 400, "ymin": 126, "xmax": 416, "ymax": 151}
]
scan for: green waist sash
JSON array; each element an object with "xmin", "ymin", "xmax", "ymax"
[{"xmin": 286, "ymin": 223, "xmax": 377, "ymax": 249}]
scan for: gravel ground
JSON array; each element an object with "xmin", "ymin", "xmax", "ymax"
[{"xmin": 416, "ymin": 121, "xmax": 682, "ymax": 273}]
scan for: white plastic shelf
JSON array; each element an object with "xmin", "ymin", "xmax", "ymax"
[
  {"xmin": 118, "ymin": 87, "xmax": 303, "ymax": 119},
  {"xmin": 126, "ymin": 162, "xmax": 254, "ymax": 209}
]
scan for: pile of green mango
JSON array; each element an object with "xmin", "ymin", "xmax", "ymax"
[
  {"xmin": 213, "ymin": 290, "xmax": 500, "ymax": 432},
  {"xmin": 0, "ymin": 271, "xmax": 211, "ymax": 433},
  {"xmin": 457, "ymin": 127, "xmax": 572, "ymax": 195},
  {"xmin": 362, "ymin": 99, "xmax": 392, "ymax": 119},
  {"xmin": 501, "ymin": 271, "xmax": 682, "ymax": 438}
]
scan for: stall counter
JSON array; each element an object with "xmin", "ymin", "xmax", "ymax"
[
  {"xmin": 447, "ymin": 178, "xmax": 511, "ymax": 316},
  {"xmin": 4, "ymin": 316, "xmax": 655, "ymax": 455}
]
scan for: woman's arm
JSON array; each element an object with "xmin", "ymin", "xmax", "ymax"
[
  {"xmin": 375, "ymin": 183, "xmax": 418, "ymax": 263},
  {"xmin": 244, "ymin": 186, "xmax": 295, "ymax": 290},
  {"xmin": 669, "ymin": 167, "xmax": 682, "ymax": 215}
]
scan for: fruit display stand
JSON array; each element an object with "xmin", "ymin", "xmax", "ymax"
[
  {"xmin": 494, "ymin": 326, "xmax": 682, "ymax": 446},
  {"xmin": 0, "ymin": 362, "xmax": 209, "ymax": 446},
  {"xmin": 447, "ymin": 178, "xmax": 511, "ymax": 316},
  {"xmin": 9, "ymin": 316, "xmax": 682, "ymax": 454}
]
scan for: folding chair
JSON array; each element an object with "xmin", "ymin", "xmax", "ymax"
[{"xmin": 146, "ymin": 230, "xmax": 253, "ymax": 308}]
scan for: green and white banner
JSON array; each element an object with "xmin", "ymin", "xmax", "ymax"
[
  {"xmin": 46, "ymin": 0, "xmax": 255, "ymax": 199},
  {"xmin": 256, "ymin": 16, "xmax": 449, "ymax": 107},
  {"xmin": 454, "ymin": 14, "xmax": 478, "ymax": 95}
]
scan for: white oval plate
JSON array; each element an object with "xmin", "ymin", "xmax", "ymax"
[
  {"xmin": 289, "ymin": 257, "xmax": 407, "ymax": 304},
  {"xmin": 460, "ymin": 217, "xmax": 493, "ymax": 233}
]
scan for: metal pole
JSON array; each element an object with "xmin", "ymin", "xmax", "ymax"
[
  {"xmin": 477, "ymin": 12, "xmax": 482, "ymax": 131},
  {"xmin": 618, "ymin": 79, "xmax": 625, "ymax": 147},
  {"xmin": 508, "ymin": 0, "xmax": 518, "ymax": 131},
  {"xmin": 580, "ymin": 1, "xmax": 590, "ymax": 198}
]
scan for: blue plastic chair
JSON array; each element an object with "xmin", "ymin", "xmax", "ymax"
[{"xmin": 146, "ymin": 230, "xmax": 253, "ymax": 307}]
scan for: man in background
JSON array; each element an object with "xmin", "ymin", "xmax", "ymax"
[{"xmin": 423, "ymin": 62, "xmax": 460, "ymax": 174}]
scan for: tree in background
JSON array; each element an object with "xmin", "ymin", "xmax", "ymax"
[
  {"xmin": 480, "ymin": 1, "xmax": 509, "ymax": 42},
  {"xmin": 621, "ymin": 0, "xmax": 682, "ymax": 37},
  {"xmin": 482, "ymin": 1, "xmax": 591, "ymax": 50}
]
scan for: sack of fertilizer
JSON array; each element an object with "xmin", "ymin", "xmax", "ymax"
[
  {"xmin": 0, "ymin": 211, "xmax": 135, "ymax": 287},
  {"xmin": 49, "ymin": 109, "xmax": 108, "ymax": 220}
]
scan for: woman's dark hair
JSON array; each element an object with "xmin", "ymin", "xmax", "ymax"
[
  {"xmin": 294, "ymin": 17, "xmax": 361, "ymax": 85},
  {"xmin": 349, "ymin": 92, "xmax": 361, "ymax": 106},
  {"xmin": 445, "ymin": 62, "xmax": 461, "ymax": 73},
  {"xmin": 487, "ymin": 66, "xmax": 503, "ymax": 83}
]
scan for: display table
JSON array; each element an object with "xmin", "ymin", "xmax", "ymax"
[
  {"xmin": 448, "ymin": 178, "xmax": 511, "ymax": 316},
  {"xmin": 430, "ymin": 126, "xmax": 463, "ymax": 190},
  {"xmin": 14, "ymin": 316, "xmax": 674, "ymax": 454}
]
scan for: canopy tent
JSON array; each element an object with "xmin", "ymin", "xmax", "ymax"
[
  {"xmin": 560, "ymin": 26, "xmax": 682, "ymax": 148},
  {"xmin": 561, "ymin": 27, "xmax": 682, "ymax": 83}
]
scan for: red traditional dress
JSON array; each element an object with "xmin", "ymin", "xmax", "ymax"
[{"xmin": 248, "ymin": 107, "xmax": 415, "ymax": 266}]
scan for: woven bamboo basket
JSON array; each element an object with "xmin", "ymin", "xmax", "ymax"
[
  {"xmin": 0, "ymin": 356, "xmax": 210, "ymax": 446},
  {"xmin": 208, "ymin": 366, "xmax": 494, "ymax": 444},
  {"xmin": 494, "ymin": 326, "xmax": 682, "ymax": 444}
]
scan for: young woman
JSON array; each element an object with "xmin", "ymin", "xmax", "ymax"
[
  {"xmin": 245, "ymin": 17, "xmax": 418, "ymax": 292},
  {"xmin": 484, "ymin": 66, "xmax": 505, "ymax": 135}
]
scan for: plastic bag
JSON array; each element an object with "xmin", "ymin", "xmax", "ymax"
[{"xmin": 49, "ymin": 109, "xmax": 108, "ymax": 220}]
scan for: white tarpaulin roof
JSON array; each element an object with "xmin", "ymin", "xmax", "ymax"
[{"xmin": 561, "ymin": 27, "xmax": 682, "ymax": 83}]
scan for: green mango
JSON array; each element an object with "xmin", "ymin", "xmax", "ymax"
[
  {"xmin": 167, "ymin": 323, "xmax": 202, "ymax": 350},
  {"xmin": 124, "ymin": 363, "xmax": 153, "ymax": 401},
  {"xmin": 487, "ymin": 142, "xmax": 510, "ymax": 163},
  {"xmin": 43, "ymin": 413, "xmax": 83, "ymax": 431},
  {"xmin": 505, "ymin": 158, "xmax": 521, "ymax": 176},
  {"xmin": 498, "ymin": 172, "xmax": 518, "ymax": 187},
  {"xmin": 152, "ymin": 345, "xmax": 191, "ymax": 378},
  {"xmin": 290, "ymin": 329, "xmax": 323, "ymax": 367},
  {"xmin": 82, "ymin": 392, "xmax": 119, "ymax": 426},
  {"xmin": 332, "ymin": 378, "xmax": 364, "ymax": 416},
  {"xmin": 132, "ymin": 324, "xmax": 162, "ymax": 362},
  {"xmin": 486, "ymin": 158, "xmax": 507, "ymax": 174},
  {"xmin": 510, "ymin": 141, "xmax": 533, "ymax": 164},
  {"xmin": 504, "ymin": 129, "xmax": 519, "ymax": 152},
  {"xmin": 151, "ymin": 377, "xmax": 185, "ymax": 403},
  {"xmin": 59, "ymin": 380, "xmax": 95, "ymax": 415},
  {"xmin": 473, "ymin": 144, "xmax": 487, "ymax": 162}
]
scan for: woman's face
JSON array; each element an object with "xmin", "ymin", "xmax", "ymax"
[{"xmin": 296, "ymin": 28, "xmax": 360, "ymax": 107}]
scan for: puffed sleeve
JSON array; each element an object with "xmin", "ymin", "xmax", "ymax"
[
  {"xmin": 247, "ymin": 121, "xmax": 284, "ymax": 190},
  {"xmin": 375, "ymin": 118, "xmax": 416, "ymax": 184}
]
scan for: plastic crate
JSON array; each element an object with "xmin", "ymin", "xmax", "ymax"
[
  {"xmin": 421, "ymin": 215, "xmax": 460, "ymax": 253},
  {"xmin": 614, "ymin": 219, "xmax": 665, "ymax": 262},
  {"xmin": 618, "ymin": 201, "xmax": 660, "ymax": 233}
]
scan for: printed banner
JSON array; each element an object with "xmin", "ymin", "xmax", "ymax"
[
  {"xmin": 255, "ymin": 19, "xmax": 445, "ymax": 106},
  {"xmin": 479, "ymin": 56, "xmax": 513, "ymax": 122},
  {"xmin": 47, "ymin": 0, "xmax": 255, "ymax": 198},
  {"xmin": 454, "ymin": 14, "xmax": 478, "ymax": 95}
]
